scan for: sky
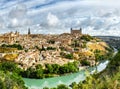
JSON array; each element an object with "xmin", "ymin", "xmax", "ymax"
[{"xmin": 0, "ymin": 0, "xmax": 120, "ymax": 36}]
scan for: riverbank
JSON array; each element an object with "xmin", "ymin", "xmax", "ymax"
[
  {"xmin": 23, "ymin": 60, "xmax": 109, "ymax": 89},
  {"xmin": 23, "ymin": 48, "xmax": 116, "ymax": 89},
  {"xmin": 69, "ymin": 50, "xmax": 120, "ymax": 89}
]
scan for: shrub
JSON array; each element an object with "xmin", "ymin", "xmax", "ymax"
[
  {"xmin": 81, "ymin": 35, "xmax": 93, "ymax": 41},
  {"xmin": 1, "ymin": 44, "xmax": 23, "ymax": 50},
  {"xmin": 80, "ymin": 60, "xmax": 90, "ymax": 66},
  {"xmin": 47, "ymin": 40, "xmax": 55, "ymax": 44}
]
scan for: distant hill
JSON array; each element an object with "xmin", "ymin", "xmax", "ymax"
[{"xmin": 95, "ymin": 36, "xmax": 120, "ymax": 50}]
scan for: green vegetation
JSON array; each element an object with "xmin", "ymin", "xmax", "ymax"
[
  {"xmin": 81, "ymin": 35, "xmax": 94, "ymax": 41},
  {"xmin": 21, "ymin": 61, "xmax": 79, "ymax": 79},
  {"xmin": 93, "ymin": 49, "xmax": 113, "ymax": 62},
  {"xmin": 80, "ymin": 60, "xmax": 90, "ymax": 66},
  {"xmin": 59, "ymin": 62, "xmax": 79, "ymax": 74},
  {"xmin": 104, "ymin": 50, "xmax": 120, "ymax": 75},
  {"xmin": 43, "ymin": 84, "xmax": 69, "ymax": 89},
  {"xmin": 47, "ymin": 40, "xmax": 55, "ymax": 44},
  {"xmin": 46, "ymin": 73, "xmax": 120, "ymax": 89},
  {"xmin": 60, "ymin": 52, "xmax": 73, "ymax": 59},
  {"xmin": 0, "ymin": 61, "xmax": 21, "ymax": 74},
  {"xmin": 1, "ymin": 44, "xmax": 23, "ymax": 50},
  {"xmin": 0, "ymin": 61, "xmax": 27, "ymax": 89},
  {"xmin": 81, "ymin": 42, "xmax": 87, "ymax": 48},
  {"xmin": 35, "ymin": 45, "xmax": 56, "ymax": 51},
  {"xmin": 65, "ymin": 54, "xmax": 74, "ymax": 59},
  {"xmin": 0, "ymin": 71, "xmax": 27, "ymax": 89},
  {"xmin": 53, "ymin": 50, "xmax": 120, "ymax": 89},
  {"xmin": 59, "ymin": 47, "xmax": 66, "ymax": 51},
  {"xmin": 72, "ymin": 40, "xmax": 80, "ymax": 47},
  {"xmin": 69, "ymin": 51, "xmax": 120, "ymax": 89},
  {"xmin": 46, "ymin": 47, "xmax": 56, "ymax": 50}
]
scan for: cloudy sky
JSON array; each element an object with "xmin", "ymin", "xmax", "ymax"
[{"xmin": 0, "ymin": 0, "xmax": 120, "ymax": 36}]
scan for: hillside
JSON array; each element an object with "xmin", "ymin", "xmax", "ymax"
[
  {"xmin": 47, "ymin": 50, "xmax": 120, "ymax": 89},
  {"xmin": 0, "ymin": 34, "xmax": 113, "ymax": 80},
  {"xmin": 0, "ymin": 34, "xmax": 113, "ymax": 69},
  {"xmin": 69, "ymin": 50, "xmax": 120, "ymax": 89},
  {"xmin": 0, "ymin": 62, "xmax": 27, "ymax": 89}
]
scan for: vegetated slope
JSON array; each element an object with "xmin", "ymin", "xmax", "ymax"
[
  {"xmin": 0, "ymin": 62, "xmax": 27, "ymax": 89},
  {"xmin": 0, "ymin": 71, "xmax": 27, "ymax": 89},
  {"xmin": 48, "ymin": 51, "xmax": 120, "ymax": 89},
  {"xmin": 101, "ymin": 50, "xmax": 120, "ymax": 75},
  {"xmin": 70, "ymin": 50, "xmax": 120, "ymax": 89}
]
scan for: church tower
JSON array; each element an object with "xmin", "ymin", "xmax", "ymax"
[{"xmin": 28, "ymin": 28, "xmax": 31, "ymax": 35}]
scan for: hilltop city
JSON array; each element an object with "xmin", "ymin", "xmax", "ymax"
[{"xmin": 0, "ymin": 28, "xmax": 111, "ymax": 70}]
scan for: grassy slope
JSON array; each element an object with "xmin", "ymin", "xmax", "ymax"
[{"xmin": 71, "ymin": 50, "xmax": 120, "ymax": 89}]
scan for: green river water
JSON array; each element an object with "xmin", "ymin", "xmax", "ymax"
[{"xmin": 23, "ymin": 60, "xmax": 109, "ymax": 89}]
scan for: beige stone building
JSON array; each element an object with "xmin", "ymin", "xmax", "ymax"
[
  {"xmin": 71, "ymin": 28, "xmax": 82, "ymax": 35},
  {"xmin": 0, "ymin": 31, "xmax": 19, "ymax": 44}
]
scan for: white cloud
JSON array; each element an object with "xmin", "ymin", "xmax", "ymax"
[
  {"xmin": 47, "ymin": 12, "xmax": 60, "ymax": 27},
  {"xmin": 0, "ymin": 0, "xmax": 120, "ymax": 36},
  {"xmin": 7, "ymin": 4, "xmax": 32, "ymax": 28},
  {"xmin": 0, "ymin": 17, "xmax": 5, "ymax": 29},
  {"xmin": 8, "ymin": 4, "xmax": 27, "ymax": 19}
]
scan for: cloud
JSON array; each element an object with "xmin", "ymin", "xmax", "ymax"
[
  {"xmin": 7, "ymin": 4, "xmax": 32, "ymax": 28},
  {"xmin": 8, "ymin": 4, "xmax": 27, "ymax": 19},
  {"xmin": 0, "ymin": 16, "xmax": 5, "ymax": 29},
  {"xmin": 47, "ymin": 12, "xmax": 60, "ymax": 27},
  {"xmin": 0, "ymin": 0, "xmax": 120, "ymax": 36}
]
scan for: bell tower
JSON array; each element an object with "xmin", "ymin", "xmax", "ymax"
[{"xmin": 28, "ymin": 28, "xmax": 31, "ymax": 35}]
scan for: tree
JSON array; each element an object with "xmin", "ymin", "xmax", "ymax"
[
  {"xmin": 50, "ymin": 88, "xmax": 57, "ymax": 89},
  {"xmin": 43, "ymin": 87, "xmax": 49, "ymax": 89},
  {"xmin": 0, "ymin": 61, "xmax": 21, "ymax": 74},
  {"xmin": 94, "ymin": 49, "xmax": 101, "ymax": 72},
  {"xmin": 47, "ymin": 40, "xmax": 55, "ymax": 44},
  {"xmin": 0, "ymin": 71, "xmax": 27, "ymax": 89},
  {"xmin": 59, "ymin": 66, "xmax": 67, "ymax": 74},
  {"xmin": 81, "ymin": 35, "xmax": 93, "ymax": 41},
  {"xmin": 47, "ymin": 47, "xmax": 56, "ymax": 50},
  {"xmin": 45, "ymin": 64, "xmax": 54, "ymax": 73},
  {"xmin": 35, "ymin": 64, "xmax": 42, "ymax": 69},
  {"xmin": 1, "ymin": 44, "xmax": 23, "ymax": 50},
  {"xmin": 67, "ymin": 62, "xmax": 78, "ymax": 73},
  {"xmin": 36, "ymin": 69, "xmax": 44, "ymax": 79},
  {"xmin": 80, "ymin": 60, "xmax": 90, "ymax": 66},
  {"xmin": 69, "ymin": 82, "xmax": 78, "ymax": 89},
  {"xmin": 65, "ymin": 54, "xmax": 73, "ymax": 59},
  {"xmin": 0, "ymin": 79, "xmax": 5, "ymax": 89},
  {"xmin": 57, "ymin": 84, "xmax": 69, "ymax": 89},
  {"xmin": 51, "ymin": 64, "xmax": 60, "ymax": 74},
  {"xmin": 35, "ymin": 64, "xmax": 44, "ymax": 78}
]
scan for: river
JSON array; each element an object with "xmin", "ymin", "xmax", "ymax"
[
  {"xmin": 24, "ymin": 48, "xmax": 117, "ymax": 89},
  {"xmin": 23, "ymin": 60, "xmax": 109, "ymax": 89}
]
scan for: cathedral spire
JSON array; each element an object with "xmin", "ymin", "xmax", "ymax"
[{"xmin": 28, "ymin": 28, "xmax": 31, "ymax": 35}]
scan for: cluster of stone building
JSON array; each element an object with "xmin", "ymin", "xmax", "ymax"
[
  {"xmin": 0, "ymin": 28, "xmax": 82, "ymax": 44},
  {"xmin": 0, "ymin": 28, "xmax": 95, "ymax": 69}
]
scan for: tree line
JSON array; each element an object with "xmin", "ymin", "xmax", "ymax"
[{"xmin": 21, "ymin": 61, "xmax": 79, "ymax": 79}]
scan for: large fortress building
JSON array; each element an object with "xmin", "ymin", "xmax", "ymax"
[{"xmin": 71, "ymin": 28, "xmax": 82, "ymax": 35}]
